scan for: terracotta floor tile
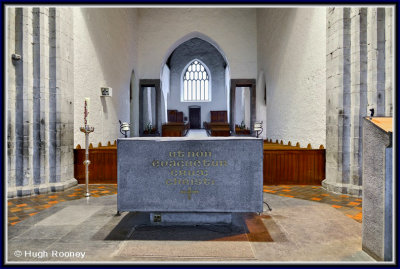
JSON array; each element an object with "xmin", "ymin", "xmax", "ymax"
[
  {"xmin": 347, "ymin": 202, "xmax": 360, "ymax": 206},
  {"xmin": 7, "ymin": 184, "xmax": 364, "ymax": 226}
]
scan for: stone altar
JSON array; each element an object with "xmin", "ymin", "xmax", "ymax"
[{"xmin": 117, "ymin": 136, "xmax": 263, "ymax": 224}]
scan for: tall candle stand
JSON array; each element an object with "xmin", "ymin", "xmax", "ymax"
[{"xmin": 80, "ymin": 125, "xmax": 94, "ymax": 197}]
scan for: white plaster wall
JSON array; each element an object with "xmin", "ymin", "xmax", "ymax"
[
  {"xmin": 137, "ymin": 8, "xmax": 257, "ymax": 79},
  {"xmin": 73, "ymin": 8, "xmax": 139, "ymax": 147},
  {"xmin": 161, "ymin": 65, "xmax": 170, "ymax": 123},
  {"xmin": 244, "ymin": 87, "xmax": 251, "ymax": 128},
  {"xmin": 143, "ymin": 87, "xmax": 156, "ymax": 127},
  {"xmin": 234, "ymin": 87, "xmax": 251, "ymax": 127},
  {"xmin": 256, "ymin": 70, "xmax": 267, "ymax": 139},
  {"xmin": 257, "ymin": 8, "xmax": 326, "ymax": 148},
  {"xmin": 235, "ymin": 87, "xmax": 243, "ymax": 125},
  {"xmin": 225, "ymin": 66, "xmax": 231, "ymax": 122}
]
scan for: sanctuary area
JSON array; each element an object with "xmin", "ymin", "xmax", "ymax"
[{"xmin": 5, "ymin": 5, "xmax": 394, "ymax": 264}]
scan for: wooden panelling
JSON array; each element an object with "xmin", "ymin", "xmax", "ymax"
[
  {"xmin": 176, "ymin": 112, "xmax": 183, "ymax": 122},
  {"xmin": 167, "ymin": 110, "xmax": 177, "ymax": 122},
  {"xmin": 74, "ymin": 139, "xmax": 326, "ymax": 185},
  {"xmin": 263, "ymin": 141, "xmax": 326, "ymax": 185},
  {"xmin": 168, "ymin": 110, "xmax": 184, "ymax": 123},
  {"xmin": 210, "ymin": 111, "xmax": 228, "ymax": 122},
  {"xmin": 74, "ymin": 147, "xmax": 117, "ymax": 184}
]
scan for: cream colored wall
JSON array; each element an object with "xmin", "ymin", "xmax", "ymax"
[
  {"xmin": 137, "ymin": 8, "xmax": 258, "ymax": 79},
  {"xmin": 73, "ymin": 8, "xmax": 139, "ymax": 147},
  {"xmin": 257, "ymin": 8, "xmax": 326, "ymax": 148},
  {"xmin": 72, "ymin": 7, "xmax": 325, "ymax": 146}
]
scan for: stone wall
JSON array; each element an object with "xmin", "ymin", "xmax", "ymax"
[
  {"xmin": 7, "ymin": 8, "xmax": 75, "ymax": 197},
  {"xmin": 323, "ymin": 7, "xmax": 393, "ymax": 196},
  {"xmin": 256, "ymin": 8, "xmax": 327, "ymax": 148}
]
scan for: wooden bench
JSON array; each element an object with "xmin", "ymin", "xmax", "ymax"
[
  {"xmin": 162, "ymin": 122, "xmax": 190, "ymax": 137},
  {"xmin": 204, "ymin": 111, "xmax": 231, "ymax": 136},
  {"xmin": 210, "ymin": 127, "xmax": 230, "ymax": 137}
]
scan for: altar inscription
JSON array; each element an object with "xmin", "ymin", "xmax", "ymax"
[{"xmin": 151, "ymin": 151, "xmax": 227, "ymax": 199}]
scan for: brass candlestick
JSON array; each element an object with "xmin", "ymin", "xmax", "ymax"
[{"xmin": 80, "ymin": 125, "xmax": 94, "ymax": 197}]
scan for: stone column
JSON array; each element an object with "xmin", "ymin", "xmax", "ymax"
[
  {"xmin": 384, "ymin": 8, "xmax": 393, "ymax": 117},
  {"xmin": 36, "ymin": 7, "xmax": 50, "ymax": 193},
  {"xmin": 18, "ymin": 7, "xmax": 34, "ymax": 196},
  {"xmin": 323, "ymin": 7, "xmax": 393, "ymax": 196},
  {"xmin": 7, "ymin": 7, "xmax": 76, "ymax": 197},
  {"xmin": 324, "ymin": 7, "xmax": 353, "ymax": 195},
  {"xmin": 50, "ymin": 8, "xmax": 76, "ymax": 190},
  {"xmin": 349, "ymin": 8, "xmax": 367, "ymax": 193},
  {"xmin": 7, "ymin": 7, "xmax": 17, "ymax": 197},
  {"xmin": 367, "ymin": 8, "xmax": 386, "ymax": 117}
]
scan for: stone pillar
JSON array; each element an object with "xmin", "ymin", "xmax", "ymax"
[
  {"xmin": 367, "ymin": 8, "xmax": 386, "ymax": 117},
  {"xmin": 37, "ymin": 7, "xmax": 50, "ymax": 193},
  {"xmin": 323, "ymin": 7, "xmax": 353, "ymax": 195},
  {"xmin": 56, "ymin": 8, "xmax": 75, "ymax": 187},
  {"xmin": 7, "ymin": 7, "xmax": 16, "ymax": 196},
  {"xmin": 323, "ymin": 7, "xmax": 393, "ymax": 196},
  {"xmin": 7, "ymin": 7, "xmax": 76, "ymax": 198},
  {"xmin": 349, "ymin": 8, "xmax": 367, "ymax": 192},
  {"xmin": 18, "ymin": 7, "xmax": 34, "ymax": 196},
  {"xmin": 384, "ymin": 8, "xmax": 393, "ymax": 117}
]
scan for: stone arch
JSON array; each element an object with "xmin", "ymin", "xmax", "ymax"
[
  {"xmin": 160, "ymin": 32, "xmax": 231, "ymax": 124},
  {"xmin": 160, "ymin": 31, "xmax": 230, "ymax": 79}
]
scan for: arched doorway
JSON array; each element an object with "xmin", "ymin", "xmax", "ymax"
[{"xmin": 159, "ymin": 33, "xmax": 231, "ymax": 131}]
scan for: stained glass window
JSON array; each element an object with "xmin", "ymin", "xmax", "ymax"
[{"xmin": 182, "ymin": 60, "xmax": 210, "ymax": 102}]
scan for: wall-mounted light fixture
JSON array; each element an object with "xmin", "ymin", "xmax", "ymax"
[
  {"xmin": 254, "ymin": 121, "xmax": 263, "ymax": 138},
  {"xmin": 119, "ymin": 120, "xmax": 130, "ymax": 138}
]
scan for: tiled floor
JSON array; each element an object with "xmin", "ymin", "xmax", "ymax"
[
  {"xmin": 8, "ymin": 193, "xmax": 372, "ymax": 262},
  {"xmin": 263, "ymin": 185, "xmax": 362, "ymax": 223},
  {"xmin": 7, "ymin": 184, "xmax": 117, "ymax": 226},
  {"xmin": 7, "ymin": 184, "xmax": 362, "ymax": 226}
]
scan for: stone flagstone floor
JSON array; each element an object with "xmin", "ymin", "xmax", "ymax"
[
  {"xmin": 7, "ymin": 191, "xmax": 374, "ymax": 262},
  {"xmin": 8, "ymin": 184, "xmax": 362, "ymax": 226},
  {"xmin": 262, "ymin": 185, "xmax": 363, "ymax": 222}
]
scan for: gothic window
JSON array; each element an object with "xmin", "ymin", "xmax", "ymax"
[{"xmin": 182, "ymin": 60, "xmax": 210, "ymax": 102}]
